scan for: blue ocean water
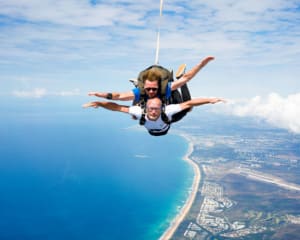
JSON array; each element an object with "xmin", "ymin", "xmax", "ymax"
[{"xmin": 0, "ymin": 99, "xmax": 193, "ymax": 240}]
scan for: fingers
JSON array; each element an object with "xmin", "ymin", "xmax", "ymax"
[
  {"xmin": 210, "ymin": 98, "xmax": 226, "ymax": 104},
  {"xmin": 82, "ymin": 103, "xmax": 92, "ymax": 108},
  {"xmin": 202, "ymin": 56, "xmax": 215, "ymax": 65},
  {"xmin": 82, "ymin": 102, "xmax": 97, "ymax": 108},
  {"xmin": 216, "ymin": 98, "xmax": 226, "ymax": 103}
]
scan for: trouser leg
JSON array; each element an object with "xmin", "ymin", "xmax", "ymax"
[{"xmin": 180, "ymin": 83, "xmax": 191, "ymax": 101}]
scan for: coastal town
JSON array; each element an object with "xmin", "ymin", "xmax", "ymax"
[
  {"xmin": 163, "ymin": 125, "xmax": 300, "ymax": 240},
  {"xmin": 183, "ymin": 180, "xmax": 268, "ymax": 239}
]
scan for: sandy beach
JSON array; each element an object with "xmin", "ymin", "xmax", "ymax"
[{"xmin": 159, "ymin": 133, "xmax": 201, "ymax": 240}]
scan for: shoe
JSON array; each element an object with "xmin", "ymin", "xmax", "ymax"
[
  {"xmin": 175, "ymin": 64, "xmax": 186, "ymax": 79},
  {"xmin": 129, "ymin": 78, "xmax": 138, "ymax": 87}
]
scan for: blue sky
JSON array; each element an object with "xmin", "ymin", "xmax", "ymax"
[{"xmin": 1, "ymin": 0, "xmax": 300, "ymax": 133}]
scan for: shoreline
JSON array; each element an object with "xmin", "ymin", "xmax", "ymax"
[{"xmin": 159, "ymin": 133, "xmax": 201, "ymax": 240}]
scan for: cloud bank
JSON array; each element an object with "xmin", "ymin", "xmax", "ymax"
[
  {"xmin": 1, "ymin": 1, "xmax": 299, "ymax": 102},
  {"xmin": 223, "ymin": 93, "xmax": 300, "ymax": 134},
  {"xmin": 12, "ymin": 88, "xmax": 47, "ymax": 98},
  {"xmin": 12, "ymin": 88, "xmax": 80, "ymax": 98},
  {"xmin": 1, "ymin": 0, "xmax": 299, "ymax": 66}
]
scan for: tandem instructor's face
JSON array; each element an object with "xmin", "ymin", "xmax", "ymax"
[
  {"xmin": 146, "ymin": 98, "xmax": 162, "ymax": 121},
  {"xmin": 144, "ymin": 80, "xmax": 159, "ymax": 98}
]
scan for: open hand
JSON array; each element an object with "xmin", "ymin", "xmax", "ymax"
[
  {"xmin": 210, "ymin": 98, "xmax": 226, "ymax": 104},
  {"xmin": 82, "ymin": 102, "xmax": 98, "ymax": 108},
  {"xmin": 88, "ymin": 92, "xmax": 98, "ymax": 96}
]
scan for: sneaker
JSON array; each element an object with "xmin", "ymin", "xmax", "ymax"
[
  {"xmin": 175, "ymin": 64, "xmax": 186, "ymax": 79},
  {"xmin": 129, "ymin": 78, "xmax": 138, "ymax": 87}
]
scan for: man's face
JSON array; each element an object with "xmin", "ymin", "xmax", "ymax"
[
  {"xmin": 146, "ymin": 98, "xmax": 162, "ymax": 121},
  {"xmin": 144, "ymin": 80, "xmax": 159, "ymax": 98}
]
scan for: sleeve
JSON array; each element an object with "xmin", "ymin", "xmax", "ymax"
[
  {"xmin": 129, "ymin": 106, "xmax": 142, "ymax": 119},
  {"xmin": 132, "ymin": 88, "xmax": 140, "ymax": 102},
  {"xmin": 165, "ymin": 104, "xmax": 182, "ymax": 119}
]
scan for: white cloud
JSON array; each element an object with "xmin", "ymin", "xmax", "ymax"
[
  {"xmin": 0, "ymin": 1, "xmax": 299, "ymax": 98},
  {"xmin": 222, "ymin": 93, "xmax": 300, "ymax": 134},
  {"xmin": 0, "ymin": 1, "xmax": 298, "ymax": 68},
  {"xmin": 12, "ymin": 88, "xmax": 47, "ymax": 98},
  {"xmin": 55, "ymin": 88, "xmax": 80, "ymax": 96},
  {"xmin": 0, "ymin": 1, "xmax": 144, "ymax": 27},
  {"xmin": 12, "ymin": 88, "xmax": 81, "ymax": 98}
]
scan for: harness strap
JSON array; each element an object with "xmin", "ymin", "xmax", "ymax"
[
  {"xmin": 139, "ymin": 104, "xmax": 147, "ymax": 125},
  {"xmin": 161, "ymin": 108, "xmax": 170, "ymax": 124},
  {"xmin": 139, "ymin": 107, "xmax": 170, "ymax": 126}
]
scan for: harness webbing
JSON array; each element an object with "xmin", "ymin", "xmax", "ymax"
[{"xmin": 154, "ymin": 0, "xmax": 164, "ymax": 65}]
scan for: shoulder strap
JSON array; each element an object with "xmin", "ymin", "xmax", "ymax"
[
  {"xmin": 139, "ymin": 105, "xmax": 170, "ymax": 126},
  {"xmin": 161, "ymin": 109, "xmax": 170, "ymax": 124},
  {"xmin": 139, "ymin": 107, "xmax": 147, "ymax": 125}
]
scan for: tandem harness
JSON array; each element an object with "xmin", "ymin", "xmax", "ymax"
[{"xmin": 132, "ymin": 65, "xmax": 192, "ymax": 136}]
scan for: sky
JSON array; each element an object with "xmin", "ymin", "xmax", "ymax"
[{"xmin": 0, "ymin": 0, "xmax": 300, "ymax": 133}]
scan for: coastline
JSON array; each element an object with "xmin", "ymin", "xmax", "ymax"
[{"xmin": 159, "ymin": 133, "xmax": 201, "ymax": 240}]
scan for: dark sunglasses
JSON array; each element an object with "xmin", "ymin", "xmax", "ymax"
[{"xmin": 145, "ymin": 88, "xmax": 158, "ymax": 92}]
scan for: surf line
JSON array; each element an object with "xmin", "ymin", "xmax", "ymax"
[{"xmin": 160, "ymin": 133, "xmax": 201, "ymax": 240}]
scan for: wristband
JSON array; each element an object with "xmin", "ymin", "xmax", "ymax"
[{"xmin": 106, "ymin": 93, "xmax": 113, "ymax": 99}]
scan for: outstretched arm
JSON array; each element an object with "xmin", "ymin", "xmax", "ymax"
[
  {"xmin": 82, "ymin": 101, "xmax": 130, "ymax": 113},
  {"xmin": 171, "ymin": 56, "xmax": 214, "ymax": 91},
  {"xmin": 88, "ymin": 91, "xmax": 135, "ymax": 101},
  {"xmin": 179, "ymin": 97, "xmax": 225, "ymax": 110}
]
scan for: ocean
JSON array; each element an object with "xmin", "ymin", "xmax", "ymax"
[{"xmin": 0, "ymin": 98, "xmax": 193, "ymax": 240}]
